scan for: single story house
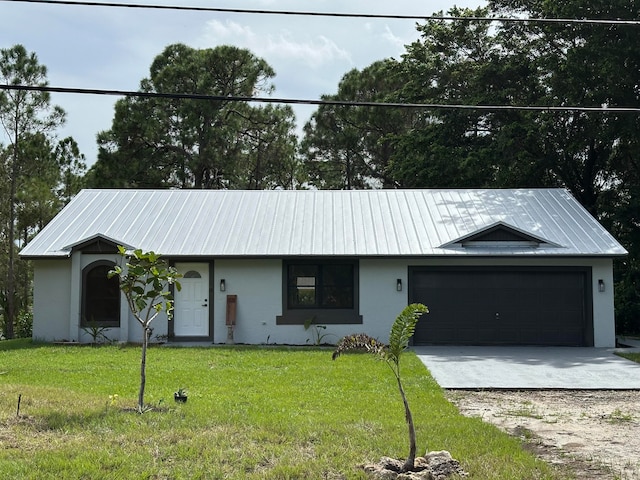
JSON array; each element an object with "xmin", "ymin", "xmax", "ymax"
[{"xmin": 20, "ymin": 188, "xmax": 626, "ymax": 347}]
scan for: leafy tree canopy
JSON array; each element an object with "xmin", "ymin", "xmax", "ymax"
[
  {"xmin": 86, "ymin": 43, "xmax": 301, "ymax": 189},
  {"xmin": 301, "ymin": 59, "xmax": 414, "ymax": 189},
  {"xmin": 0, "ymin": 45, "xmax": 81, "ymax": 338}
]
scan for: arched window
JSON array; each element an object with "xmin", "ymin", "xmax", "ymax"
[{"xmin": 81, "ymin": 261, "xmax": 120, "ymax": 327}]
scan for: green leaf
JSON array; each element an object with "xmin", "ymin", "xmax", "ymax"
[{"xmin": 386, "ymin": 303, "xmax": 428, "ymax": 365}]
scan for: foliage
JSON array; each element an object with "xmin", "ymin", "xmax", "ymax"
[
  {"xmin": 390, "ymin": 7, "xmax": 552, "ymax": 190},
  {"xmin": 301, "ymin": 59, "xmax": 412, "ymax": 189},
  {"xmin": 333, "ymin": 303, "xmax": 428, "ymax": 472},
  {"xmin": 303, "ymin": 316, "xmax": 335, "ymax": 345},
  {"xmin": 54, "ymin": 136, "xmax": 86, "ymax": 203},
  {"xmin": 0, "ymin": 341, "xmax": 567, "ymax": 480},
  {"xmin": 301, "ymin": 1, "xmax": 639, "ymax": 220},
  {"xmin": 0, "ymin": 44, "xmax": 72, "ymax": 339},
  {"xmin": 87, "ymin": 43, "xmax": 302, "ymax": 189},
  {"xmin": 81, "ymin": 319, "xmax": 112, "ymax": 345},
  {"xmin": 108, "ymin": 247, "xmax": 182, "ymax": 413},
  {"xmin": 14, "ymin": 310, "xmax": 32, "ymax": 339}
]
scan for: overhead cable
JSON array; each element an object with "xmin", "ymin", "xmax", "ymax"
[
  {"xmin": 4, "ymin": 0, "xmax": 640, "ymax": 26},
  {"xmin": 2, "ymin": 84, "xmax": 639, "ymax": 113}
]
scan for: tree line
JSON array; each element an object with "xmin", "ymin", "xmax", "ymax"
[{"xmin": 1, "ymin": 0, "xmax": 639, "ymax": 337}]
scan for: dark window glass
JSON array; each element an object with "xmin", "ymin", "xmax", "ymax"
[
  {"xmin": 321, "ymin": 264, "xmax": 354, "ymax": 308},
  {"xmin": 288, "ymin": 263, "xmax": 353, "ymax": 309},
  {"xmin": 83, "ymin": 263, "xmax": 120, "ymax": 327}
]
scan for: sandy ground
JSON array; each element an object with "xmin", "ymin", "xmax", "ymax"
[{"xmin": 447, "ymin": 390, "xmax": 640, "ymax": 479}]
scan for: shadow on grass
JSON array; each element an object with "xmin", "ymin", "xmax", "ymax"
[
  {"xmin": 0, "ymin": 338, "xmax": 47, "ymax": 351},
  {"xmin": 35, "ymin": 404, "xmax": 174, "ymax": 432},
  {"xmin": 32, "ymin": 409, "xmax": 109, "ymax": 431}
]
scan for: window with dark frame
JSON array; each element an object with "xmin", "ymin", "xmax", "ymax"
[
  {"xmin": 81, "ymin": 262, "xmax": 120, "ymax": 327},
  {"xmin": 277, "ymin": 259, "xmax": 362, "ymax": 325},
  {"xmin": 287, "ymin": 263, "xmax": 354, "ymax": 309}
]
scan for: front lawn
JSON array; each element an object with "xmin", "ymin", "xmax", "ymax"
[
  {"xmin": 617, "ymin": 351, "xmax": 640, "ymax": 363},
  {"xmin": 0, "ymin": 340, "xmax": 568, "ymax": 479}
]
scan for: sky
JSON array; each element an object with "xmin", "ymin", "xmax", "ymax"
[{"xmin": 1, "ymin": 0, "xmax": 485, "ymax": 166}]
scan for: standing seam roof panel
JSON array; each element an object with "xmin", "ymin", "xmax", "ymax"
[
  {"xmin": 391, "ymin": 192, "xmax": 411, "ymax": 254},
  {"xmin": 18, "ymin": 189, "xmax": 627, "ymax": 258}
]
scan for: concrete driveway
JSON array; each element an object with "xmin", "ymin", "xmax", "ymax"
[{"xmin": 413, "ymin": 346, "xmax": 640, "ymax": 389}]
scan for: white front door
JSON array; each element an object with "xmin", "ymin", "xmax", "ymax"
[{"xmin": 174, "ymin": 263, "xmax": 209, "ymax": 337}]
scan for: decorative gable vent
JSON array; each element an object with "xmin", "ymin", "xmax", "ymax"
[
  {"xmin": 440, "ymin": 222, "xmax": 561, "ymax": 249},
  {"xmin": 75, "ymin": 237, "xmax": 120, "ymax": 254},
  {"xmin": 63, "ymin": 233, "xmax": 133, "ymax": 255}
]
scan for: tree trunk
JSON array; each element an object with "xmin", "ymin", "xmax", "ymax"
[
  {"xmin": 397, "ymin": 376, "xmax": 417, "ymax": 472},
  {"xmin": 138, "ymin": 326, "xmax": 149, "ymax": 412},
  {"xmin": 5, "ymin": 133, "xmax": 19, "ymax": 339}
]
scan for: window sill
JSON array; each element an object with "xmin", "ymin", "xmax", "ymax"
[
  {"xmin": 80, "ymin": 323, "xmax": 120, "ymax": 329},
  {"xmin": 276, "ymin": 310, "xmax": 362, "ymax": 325}
]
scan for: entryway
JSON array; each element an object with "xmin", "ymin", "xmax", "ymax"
[{"xmin": 173, "ymin": 262, "xmax": 210, "ymax": 338}]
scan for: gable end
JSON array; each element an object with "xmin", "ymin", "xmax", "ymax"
[
  {"xmin": 63, "ymin": 233, "xmax": 132, "ymax": 255},
  {"xmin": 440, "ymin": 222, "xmax": 561, "ymax": 249},
  {"xmin": 74, "ymin": 237, "xmax": 120, "ymax": 254},
  {"xmin": 464, "ymin": 225, "xmax": 540, "ymax": 244}
]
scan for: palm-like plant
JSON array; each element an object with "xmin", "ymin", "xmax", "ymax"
[{"xmin": 332, "ymin": 303, "xmax": 428, "ymax": 472}]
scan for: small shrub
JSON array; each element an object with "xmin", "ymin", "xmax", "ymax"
[
  {"xmin": 304, "ymin": 316, "xmax": 336, "ymax": 345},
  {"xmin": 81, "ymin": 319, "xmax": 112, "ymax": 344},
  {"xmin": 15, "ymin": 311, "xmax": 33, "ymax": 339}
]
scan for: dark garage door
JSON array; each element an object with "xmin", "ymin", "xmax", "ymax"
[{"xmin": 410, "ymin": 267, "xmax": 592, "ymax": 346}]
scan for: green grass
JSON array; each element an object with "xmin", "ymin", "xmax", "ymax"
[
  {"xmin": 0, "ymin": 339, "xmax": 569, "ymax": 479},
  {"xmin": 617, "ymin": 351, "xmax": 640, "ymax": 363}
]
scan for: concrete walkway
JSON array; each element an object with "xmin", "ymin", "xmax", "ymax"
[{"xmin": 414, "ymin": 346, "xmax": 640, "ymax": 389}]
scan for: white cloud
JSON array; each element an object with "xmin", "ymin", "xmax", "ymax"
[
  {"xmin": 382, "ymin": 25, "xmax": 409, "ymax": 50},
  {"xmin": 265, "ymin": 33, "xmax": 352, "ymax": 67},
  {"xmin": 205, "ymin": 19, "xmax": 257, "ymax": 42},
  {"xmin": 202, "ymin": 20, "xmax": 351, "ymax": 68}
]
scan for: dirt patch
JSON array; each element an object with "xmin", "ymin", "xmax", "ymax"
[{"xmin": 447, "ymin": 390, "xmax": 640, "ymax": 479}]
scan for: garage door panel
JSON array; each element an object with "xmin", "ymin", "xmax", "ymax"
[{"xmin": 410, "ymin": 267, "xmax": 591, "ymax": 346}]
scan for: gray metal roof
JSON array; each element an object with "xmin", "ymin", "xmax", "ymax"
[{"xmin": 19, "ymin": 188, "xmax": 627, "ymax": 258}]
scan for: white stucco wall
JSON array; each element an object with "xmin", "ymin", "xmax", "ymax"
[
  {"xmin": 32, "ymin": 260, "xmax": 72, "ymax": 341},
  {"xmin": 213, "ymin": 259, "xmax": 282, "ymax": 344},
  {"xmin": 31, "ymin": 254, "xmax": 618, "ymax": 347},
  {"xmin": 32, "ymin": 254, "xmax": 126, "ymax": 343},
  {"xmin": 591, "ymin": 258, "xmax": 616, "ymax": 347},
  {"xmin": 358, "ymin": 260, "xmax": 409, "ymax": 342}
]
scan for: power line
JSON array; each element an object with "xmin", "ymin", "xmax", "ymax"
[
  {"xmin": 4, "ymin": 0, "xmax": 640, "ymax": 26},
  {"xmin": 2, "ymin": 84, "xmax": 639, "ymax": 113}
]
